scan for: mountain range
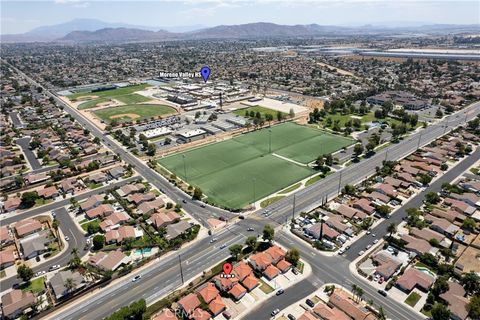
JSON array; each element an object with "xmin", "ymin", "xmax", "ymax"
[{"xmin": 1, "ymin": 18, "xmax": 479, "ymax": 43}]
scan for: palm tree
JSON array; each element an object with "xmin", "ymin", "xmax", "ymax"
[
  {"xmin": 68, "ymin": 248, "xmax": 81, "ymax": 269},
  {"xmin": 387, "ymin": 223, "xmax": 397, "ymax": 238},
  {"xmin": 64, "ymin": 278, "xmax": 76, "ymax": 295},
  {"xmin": 356, "ymin": 287, "xmax": 364, "ymax": 302},
  {"xmin": 351, "ymin": 284, "xmax": 358, "ymax": 301},
  {"xmin": 377, "ymin": 306, "xmax": 387, "ymax": 320}
]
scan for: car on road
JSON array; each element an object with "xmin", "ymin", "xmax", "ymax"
[
  {"xmin": 378, "ymin": 289, "xmax": 388, "ymax": 297},
  {"xmin": 366, "ymin": 244, "xmax": 372, "ymax": 250},
  {"xmin": 372, "ymin": 233, "xmax": 376, "ymax": 237},
  {"xmin": 238, "ymin": 215, "xmax": 245, "ymax": 220},
  {"xmin": 52, "ymin": 212, "xmax": 56, "ymax": 218},
  {"xmin": 271, "ymin": 309, "xmax": 280, "ymax": 316},
  {"xmin": 345, "ymin": 245, "xmax": 350, "ymax": 251},
  {"xmin": 247, "ymin": 227, "xmax": 255, "ymax": 232},
  {"xmin": 209, "ymin": 238, "xmax": 217, "ymax": 243},
  {"xmin": 373, "ymin": 239, "xmax": 379, "ymax": 244},
  {"xmin": 276, "ymin": 289, "xmax": 284, "ymax": 295},
  {"xmin": 200, "ymin": 203, "xmax": 206, "ymax": 208},
  {"xmin": 219, "ymin": 216, "xmax": 228, "ymax": 222},
  {"xmin": 64, "ymin": 236, "xmax": 70, "ymax": 241},
  {"xmin": 132, "ymin": 275, "xmax": 142, "ymax": 282},
  {"xmin": 366, "ymin": 230, "xmax": 371, "ymax": 235},
  {"xmin": 305, "ymin": 299, "xmax": 315, "ymax": 307},
  {"xmin": 338, "ymin": 248, "xmax": 345, "ymax": 255},
  {"xmin": 219, "ymin": 244, "xmax": 227, "ymax": 249},
  {"xmin": 287, "ymin": 314, "xmax": 296, "ymax": 320},
  {"xmin": 358, "ymin": 250, "xmax": 365, "ymax": 256},
  {"xmin": 182, "ymin": 199, "xmax": 187, "ymax": 204},
  {"xmin": 49, "ymin": 265, "xmax": 60, "ymax": 272}
]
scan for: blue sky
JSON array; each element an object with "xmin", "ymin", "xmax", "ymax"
[{"xmin": 1, "ymin": 0, "xmax": 479, "ymax": 34}]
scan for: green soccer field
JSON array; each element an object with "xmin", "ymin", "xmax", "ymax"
[
  {"xmin": 158, "ymin": 122, "xmax": 354, "ymax": 209},
  {"xmin": 93, "ymin": 104, "xmax": 176, "ymax": 123},
  {"xmin": 68, "ymin": 84, "xmax": 151, "ymax": 100}
]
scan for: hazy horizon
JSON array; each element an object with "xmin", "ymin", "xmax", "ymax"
[{"xmin": 1, "ymin": 0, "xmax": 479, "ymax": 35}]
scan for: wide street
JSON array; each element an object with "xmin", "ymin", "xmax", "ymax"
[
  {"xmin": 0, "ymin": 176, "xmax": 140, "ymax": 289},
  {"xmin": 7, "ymin": 64, "xmax": 480, "ymax": 319}
]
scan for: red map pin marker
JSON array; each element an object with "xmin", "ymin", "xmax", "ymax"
[{"xmin": 223, "ymin": 262, "xmax": 233, "ymax": 275}]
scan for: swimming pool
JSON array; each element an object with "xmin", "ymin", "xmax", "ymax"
[
  {"xmin": 135, "ymin": 248, "xmax": 152, "ymax": 255},
  {"xmin": 415, "ymin": 266, "xmax": 436, "ymax": 278}
]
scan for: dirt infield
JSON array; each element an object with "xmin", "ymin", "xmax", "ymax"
[{"xmin": 74, "ymin": 95, "xmax": 99, "ymax": 101}]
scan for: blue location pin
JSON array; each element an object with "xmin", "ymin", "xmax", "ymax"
[{"xmin": 200, "ymin": 66, "xmax": 211, "ymax": 83}]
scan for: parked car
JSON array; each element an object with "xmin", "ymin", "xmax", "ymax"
[
  {"xmin": 64, "ymin": 236, "xmax": 70, "ymax": 241},
  {"xmin": 372, "ymin": 233, "xmax": 376, "ymax": 237},
  {"xmin": 271, "ymin": 309, "xmax": 280, "ymax": 316},
  {"xmin": 276, "ymin": 289, "xmax": 284, "ymax": 296},
  {"xmin": 338, "ymin": 249, "xmax": 345, "ymax": 255},
  {"xmin": 200, "ymin": 203, "xmax": 206, "ymax": 208},
  {"xmin": 292, "ymin": 268, "xmax": 299, "ymax": 275},
  {"xmin": 49, "ymin": 265, "xmax": 60, "ymax": 272},
  {"xmin": 132, "ymin": 275, "xmax": 142, "ymax": 282},
  {"xmin": 378, "ymin": 289, "xmax": 388, "ymax": 297},
  {"xmin": 366, "ymin": 244, "xmax": 372, "ymax": 250},
  {"xmin": 358, "ymin": 250, "xmax": 365, "ymax": 256},
  {"xmin": 238, "ymin": 215, "xmax": 245, "ymax": 220},
  {"xmin": 306, "ymin": 299, "xmax": 315, "ymax": 307},
  {"xmin": 373, "ymin": 239, "xmax": 379, "ymax": 244},
  {"xmin": 287, "ymin": 314, "xmax": 296, "ymax": 320},
  {"xmin": 345, "ymin": 245, "xmax": 350, "ymax": 251},
  {"xmin": 219, "ymin": 216, "xmax": 228, "ymax": 222},
  {"xmin": 209, "ymin": 238, "xmax": 217, "ymax": 243},
  {"xmin": 222, "ymin": 311, "xmax": 232, "ymax": 319}
]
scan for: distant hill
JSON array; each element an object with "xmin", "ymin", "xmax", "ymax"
[
  {"xmin": 2, "ymin": 19, "xmax": 479, "ymax": 43},
  {"xmin": 61, "ymin": 27, "xmax": 175, "ymax": 42}
]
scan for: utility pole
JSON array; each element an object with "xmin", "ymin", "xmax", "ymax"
[
  {"xmin": 292, "ymin": 194, "xmax": 296, "ymax": 220},
  {"xmin": 318, "ymin": 212, "xmax": 325, "ymax": 243},
  {"xmin": 384, "ymin": 149, "xmax": 388, "ymax": 162},
  {"xmin": 268, "ymin": 129, "xmax": 272, "ymax": 153},
  {"xmin": 182, "ymin": 154, "xmax": 187, "ymax": 182},
  {"xmin": 338, "ymin": 170, "xmax": 343, "ymax": 194},
  {"xmin": 252, "ymin": 178, "xmax": 256, "ymax": 206},
  {"xmin": 178, "ymin": 254, "xmax": 184, "ymax": 284},
  {"xmin": 417, "ymin": 133, "xmax": 422, "ymax": 150}
]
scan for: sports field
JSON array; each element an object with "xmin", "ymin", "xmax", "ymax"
[
  {"xmin": 233, "ymin": 105, "xmax": 286, "ymax": 119},
  {"xmin": 158, "ymin": 122, "xmax": 354, "ymax": 209},
  {"xmin": 94, "ymin": 104, "xmax": 176, "ymax": 123},
  {"xmin": 69, "ymin": 84, "xmax": 151, "ymax": 100}
]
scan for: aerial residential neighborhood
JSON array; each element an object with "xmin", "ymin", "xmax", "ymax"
[{"xmin": 1, "ymin": 1, "xmax": 480, "ymax": 320}]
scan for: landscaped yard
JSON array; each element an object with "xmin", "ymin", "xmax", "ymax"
[
  {"xmin": 34, "ymin": 198, "xmax": 53, "ymax": 207},
  {"xmin": 159, "ymin": 123, "xmax": 352, "ymax": 209},
  {"xmin": 258, "ymin": 278, "xmax": 274, "ymax": 294},
  {"xmin": 405, "ymin": 292, "xmax": 421, "ymax": 307},
  {"xmin": 81, "ymin": 220, "xmax": 100, "ymax": 232},
  {"xmin": 23, "ymin": 277, "xmax": 45, "ymax": 294},
  {"xmin": 94, "ymin": 104, "xmax": 175, "ymax": 123}
]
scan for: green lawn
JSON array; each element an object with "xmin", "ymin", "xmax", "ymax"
[
  {"xmin": 23, "ymin": 277, "xmax": 45, "ymax": 294},
  {"xmin": 234, "ymin": 105, "xmax": 286, "ymax": 119},
  {"xmin": 34, "ymin": 198, "xmax": 53, "ymax": 207},
  {"xmin": 279, "ymin": 183, "xmax": 301, "ymax": 194},
  {"xmin": 320, "ymin": 112, "xmax": 407, "ymax": 130},
  {"xmin": 405, "ymin": 292, "xmax": 421, "ymax": 307},
  {"xmin": 68, "ymin": 84, "xmax": 151, "ymax": 100},
  {"xmin": 158, "ymin": 123, "xmax": 351, "ymax": 209},
  {"xmin": 81, "ymin": 220, "xmax": 100, "ymax": 232},
  {"xmin": 94, "ymin": 104, "xmax": 175, "ymax": 123},
  {"xmin": 260, "ymin": 196, "xmax": 285, "ymax": 208},
  {"xmin": 78, "ymin": 98, "xmax": 109, "ymax": 110},
  {"xmin": 305, "ymin": 174, "xmax": 323, "ymax": 187},
  {"xmin": 115, "ymin": 93, "xmax": 151, "ymax": 104}
]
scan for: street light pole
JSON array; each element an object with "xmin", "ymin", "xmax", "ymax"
[
  {"xmin": 178, "ymin": 254, "xmax": 184, "ymax": 284},
  {"xmin": 182, "ymin": 154, "xmax": 187, "ymax": 182},
  {"xmin": 268, "ymin": 129, "xmax": 272, "ymax": 153},
  {"xmin": 338, "ymin": 170, "xmax": 343, "ymax": 194},
  {"xmin": 252, "ymin": 178, "xmax": 256, "ymax": 206},
  {"xmin": 292, "ymin": 194, "xmax": 296, "ymax": 220},
  {"xmin": 417, "ymin": 133, "xmax": 422, "ymax": 150}
]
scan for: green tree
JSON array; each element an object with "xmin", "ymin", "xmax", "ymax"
[
  {"xmin": 21, "ymin": 191, "xmax": 39, "ymax": 207},
  {"xmin": 192, "ymin": 187, "xmax": 203, "ymax": 200},
  {"xmin": 229, "ymin": 244, "xmax": 243, "ymax": 261},
  {"xmin": 377, "ymin": 306, "xmax": 387, "ymax": 320},
  {"xmin": 353, "ymin": 143, "xmax": 364, "ymax": 157},
  {"xmin": 245, "ymin": 236, "xmax": 257, "ymax": 249},
  {"xmin": 64, "ymin": 278, "xmax": 77, "ymax": 295},
  {"xmin": 467, "ymin": 295, "xmax": 480, "ymax": 319},
  {"xmin": 262, "ymin": 224, "xmax": 275, "ymax": 242},
  {"xmin": 425, "ymin": 192, "xmax": 441, "ymax": 204},
  {"xmin": 342, "ymin": 184, "xmax": 356, "ymax": 196},
  {"xmin": 93, "ymin": 235, "xmax": 105, "ymax": 250},
  {"xmin": 376, "ymin": 205, "xmax": 391, "ymax": 217},
  {"xmin": 387, "ymin": 223, "xmax": 397, "ymax": 237},
  {"xmin": 461, "ymin": 272, "xmax": 480, "ymax": 295},
  {"xmin": 68, "ymin": 248, "xmax": 82, "ymax": 269},
  {"xmin": 146, "ymin": 143, "xmax": 156, "ymax": 156},
  {"xmin": 462, "ymin": 217, "xmax": 477, "ymax": 231},
  {"xmin": 418, "ymin": 173, "xmax": 433, "ymax": 185},
  {"xmin": 285, "ymin": 248, "xmax": 300, "ymax": 266},
  {"xmin": 17, "ymin": 264, "xmax": 33, "ymax": 282},
  {"xmin": 432, "ymin": 276, "xmax": 449, "ymax": 297},
  {"xmin": 431, "ymin": 303, "xmax": 450, "ymax": 320}
]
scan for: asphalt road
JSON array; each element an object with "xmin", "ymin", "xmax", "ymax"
[
  {"xmin": 16, "ymin": 136, "xmax": 42, "ymax": 170},
  {"xmin": 7, "ymin": 64, "xmax": 480, "ymax": 319},
  {"xmin": 0, "ymin": 176, "xmax": 140, "ymax": 289}
]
